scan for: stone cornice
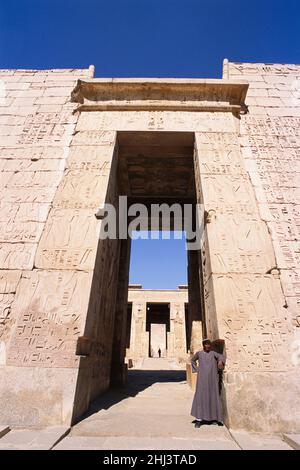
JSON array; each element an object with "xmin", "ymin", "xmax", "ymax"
[{"xmin": 71, "ymin": 78, "xmax": 249, "ymax": 114}]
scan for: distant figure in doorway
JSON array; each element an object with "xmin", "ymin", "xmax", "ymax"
[
  {"xmin": 191, "ymin": 339, "xmax": 225, "ymax": 428},
  {"xmin": 158, "ymin": 348, "xmax": 161, "ymax": 358}
]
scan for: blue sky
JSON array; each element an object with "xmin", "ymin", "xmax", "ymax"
[
  {"xmin": 130, "ymin": 232, "xmax": 188, "ymax": 289},
  {"xmin": 1, "ymin": 0, "xmax": 299, "ymax": 288},
  {"xmin": 0, "ymin": 0, "xmax": 299, "ymax": 77}
]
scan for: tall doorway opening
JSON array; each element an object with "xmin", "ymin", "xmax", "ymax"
[
  {"xmin": 110, "ymin": 131, "xmax": 205, "ymax": 378},
  {"xmin": 72, "ymin": 131, "xmax": 205, "ymax": 422},
  {"xmin": 146, "ymin": 303, "xmax": 170, "ymax": 358}
]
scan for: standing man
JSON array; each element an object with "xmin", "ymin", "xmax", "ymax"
[{"xmin": 191, "ymin": 339, "xmax": 225, "ymax": 428}]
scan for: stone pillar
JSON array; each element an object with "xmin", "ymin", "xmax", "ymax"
[
  {"xmin": 3, "ymin": 129, "xmax": 119, "ymax": 426},
  {"xmin": 167, "ymin": 302, "xmax": 186, "ymax": 360},
  {"xmin": 194, "ymin": 122, "xmax": 300, "ymax": 431},
  {"xmin": 110, "ymin": 238, "xmax": 131, "ymax": 387},
  {"xmin": 187, "ymin": 249, "xmax": 203, "ymax": 353},
  {"xmin": 128, "ymin": 301, "xmax": 148, "ymax": 361}
]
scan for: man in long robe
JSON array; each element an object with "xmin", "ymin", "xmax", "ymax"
[{"xmin": 190, "ymin": 339, "xmax": 226, "ymax": 428}]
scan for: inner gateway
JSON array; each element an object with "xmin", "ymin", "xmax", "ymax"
[
  {"xmin": 73, "ymin": 131, "xmax": 205, "ymax": 421},
  {"xmin": 147, "ymin": 303, "xmax": 170, "ymax": 358},
  {"xmin": 116, "ymin": 131, "xmax": 204, "ymax": 367}
]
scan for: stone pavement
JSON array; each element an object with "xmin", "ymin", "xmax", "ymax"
[
  {"xmin": 0, "ymin": 360, "xmax": 296, "ymax": 450},
  {"xmin": 0, "ymin": 426, "xmax": 69, "ymax": 450}
]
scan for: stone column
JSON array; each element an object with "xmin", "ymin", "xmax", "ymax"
[
  {"xmin": 128, "ymin": 301, "xmax": 148, "ymax": 361},
  {"xmin": 168, "ymin": 302, "xmax": 186, "ymax": 360}
]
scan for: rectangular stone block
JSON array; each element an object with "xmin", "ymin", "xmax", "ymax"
[
  {"xmin": 75, "ymin": 111, "xmax": 237, "ymax": 133},
  {"xmin": 0, "ymin": 221, "xmax": 44, "ymax": 243},
  {"xmin": 18, "ymin": 113, "xmax": 75, "ymax": 145},
  {"xmin": 0, "ymin": 158, "xmax": 65, "ymax": 172},
  {"xmin": 0, "ymin": 124, "xmax": 24, "ymax": 136},
  {"xmin": 0, "ymin": 426, "xmax": 10, "ymax": 438},
  {"xmin": 230, "ymin": 430, "xmax": 292, "ymax": 450},
  {"xmin": 241, "ymin": 146, "xmax": 300, "ymax": 161},
  {"xmin": 0, "ymin": 293, "xmax": 15, "ymax": 322},
  {"xmin": 196, "ymin": 149, "xmax": 245, "ymax": 175},
  {"xmin": 279, "ymin": 269, "xmax": 300, "ymax": 297},
  {"xmin": 71, "ymin": 129, "xmax": 116, "ymax": 146},
  {"xmin": 7, "ymin": 269, "xmax": 93, "ymax": 367},
  {"xmin": 254, "ymin": 186, "xmax": 300, "ymax": 205},
  {"xmin": 272, "ymin": 240, "xmax": 300, "ymax": 269},
  {"xmin": 248, "ymin": 169, "xmax": 300, "ymax": 188},
  {"xmin": 66, "ymin": 145, "xmax": 113, "ymax": 170},
  {"xmin": 240, "ymin": 134, "xmax": 300, "ymax": 149},
  {"xmin": 5, "ymin": 170, "xmax": 63, "ymax": 189},
  {"xmin": 283, "ymin": 434, "xmax": 300, "ymax": 450},
  {"xmin": 35, "ymin": 209, "xmax": 100, "ymax": 270},
  {"xmin": 0, "ymin": 146, "xmax": 67, "ymax": 160},
  {"xmin": 34, "ymin": 96, "xmax": 67, "ymax": 106},
  {"xmin": 199, "ymin": 174, "xmax": 259, "ymax": 217},
  {"xmin": 205, "ymin": 217, "xmax": 276, "ymax": 274},
  {"xmin": 266, "ymin": 221, "xmax": 299, "ymax": 242},
  {"xmin": 0, "ymin": 426, "xmax": 70, "ymax": 450},
  {"xmin": 0, "ymin": 366, "xmax": 79, "ymax": 426},
  {"xmin": 205, "ymin": 273, "xmax": 294, "ymax": 372},
  {"xmin": 0, "ymin": 202, "xmax": 50, "ymax": 222},
  {"xmin": 53, "ymin": 169, "xmax": 111, "ymax": 209},
  {"xmin": 0, "ymin": 271, "xmax": 22, "ymax": 293},
  {"xmin": 285, "ymin": 297, "xmax": 300, "ymax": 327},
  {"xmin": 0, "ymin": 243, "xmax": 36, "ymax": 269},
  {"xmin": 0, "ymin": 187, "xmax": 58, "ymax": 203},
  {"xmin": 195, "ymin": 131, "xmax": 240, "ymax": 149},
  {"xmin": 244, "ymin": 158, "xmax": 300, "ymax": 175}
]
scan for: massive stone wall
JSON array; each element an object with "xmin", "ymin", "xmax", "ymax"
[
  {"xmin": 222, "ymin": 61, "xmax": 300, "ymax": 431},
  {"xmin": 0, "ymin": 68, "xmax": 92, "ymax": 425},
  {"xmin": 0, "ymin": 65, "xmax": 299, "ymax": 433},
  {"xmin": 227, "ymin": 62, "xmax": 300, "ymax": 331}
]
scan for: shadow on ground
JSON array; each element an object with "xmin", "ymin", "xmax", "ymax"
[{"xmin": 76, "ymin": 369, "xmax": 186, "ymax": 424}]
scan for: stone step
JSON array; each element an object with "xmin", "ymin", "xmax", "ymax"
[
  {"xmin": 230, "ymin": 430, "xmax": 293, "ymax": 450},
  {"xmin": 282, "ymin": 434, "xmax": 300, "ymax": 450},
  {"xmin": 71, "ymin": 412, "xmax": 233, "ymax": 439},
  {"xmin": 0, "ymin": 426, "xmax": 70, "ymax": 450},
  {"xmin": 54, "ymin": 434, "xmax": 240, "ymax": 450},
  {"xmin": 0, "ymin": 426, "xmax": 10, "ymax": 439}
]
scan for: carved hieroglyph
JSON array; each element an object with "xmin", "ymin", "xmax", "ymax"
[
  {"xmin": 0, "ymin": 66, "xmax": 299, "ymax": 433},
  {"xmin": 7, "ymin": 269, "xmax": 93, "ymax": 367}
]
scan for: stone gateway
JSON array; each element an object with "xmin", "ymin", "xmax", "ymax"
[{"xmin": 0, "ymin": 60, "xmax": 299, "ymax": 433}]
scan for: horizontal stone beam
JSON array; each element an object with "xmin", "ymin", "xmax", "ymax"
[{"xmin": 71, "ymin": 78, "xmax": 249, "ymax": 114}]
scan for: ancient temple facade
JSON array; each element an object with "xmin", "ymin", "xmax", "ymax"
[
  {"xmin": 126, "ymin": 285, "xmax": 189, "ymax": 364},
  {"xmin": 0, "ymin": 61, "xmax": 299, "ymax": 433}
]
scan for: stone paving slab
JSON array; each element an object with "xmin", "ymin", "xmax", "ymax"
[
  {"xmin": 282, "ymin": 434, "xmax": 300, "ymax": 450},
  {"xmin": 52, "ymin": 368, "xmax": 295, "ymax": 451},
  {"xmin": 54, "ymin": 435, "xmax": 240, "ymax": 450},
  {"xmin": 117, "ymin": 396, "xmax": 192, "ymax": 415},
  {"xmin": 230, "ymin": 430, "xmax": 292, "ymax": 450},
  {"xmin": 0, "ymin": 425, "xmax": 10, "ymax": 438},
  {"xmin": 72, "ymin": 412, "xmax": 233, "ymax": 440},
  {"xmin": 0, "ymin": 426, "xmax": 70, "ymax": 450}
]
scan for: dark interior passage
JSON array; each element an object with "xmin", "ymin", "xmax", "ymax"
[{"xmin": 146, "ymin": 302, "xmax": 170, "ymax": 357}]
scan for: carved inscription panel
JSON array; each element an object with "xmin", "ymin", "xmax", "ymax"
[
  {"xmin": 206, "ymin": 274, "xmax": 295, "ymax": 372},
  {"xmin": 7, "ymin": 270, "xmax": 92, "ymax": 367}
]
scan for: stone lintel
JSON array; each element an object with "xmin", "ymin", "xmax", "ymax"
[{"xmin": 71, "ymin": 78, "xmax": 249, "ymax": 114}]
